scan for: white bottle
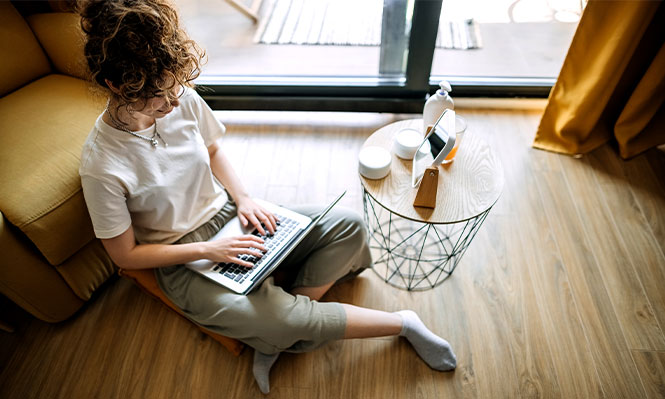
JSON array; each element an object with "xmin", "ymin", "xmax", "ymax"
[{"xmin": 422, "ymin": 81, "xmax": 454, "ymax": 134}]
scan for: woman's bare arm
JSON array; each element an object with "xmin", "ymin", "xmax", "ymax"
[
  {"xmin": 207, "ymin": 140, "xmax": 277, "ymax": 235},
  {"xmin": 101, "ymin": 225, "xmax": 265, "ymax": 270}
]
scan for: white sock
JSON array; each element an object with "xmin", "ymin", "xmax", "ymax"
[
  {"xmin": 252, "ymin": 350, "xmax": 280, "ymax": 394},
  {"xmin": 397, "ymin": 310, "xmax": 457, "ymax": 371}
]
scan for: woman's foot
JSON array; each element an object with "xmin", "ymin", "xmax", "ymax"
[
  {"xmin": 397, "ymin": 310, "xmax": 457, "ymax": 371},
  {"xmin": 252, "ymin": 350, "xmax": 280, "ymax": 394}
]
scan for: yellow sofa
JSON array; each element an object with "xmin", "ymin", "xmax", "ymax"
[{"xmin": 0, "ymin": 3, "xmax": 116, "ymax": 322}]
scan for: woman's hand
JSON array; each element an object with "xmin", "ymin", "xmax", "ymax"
[
  {"xmin": 236, "ymin": 197, "xmax": 278, "ymax": 236},
  {"xmin": 206, "ymin": 144, "xmax": 277, "ymax": 235},
  {"xmin": 202, "ymin": 235, "xmax": 267, "ymax": 268}
]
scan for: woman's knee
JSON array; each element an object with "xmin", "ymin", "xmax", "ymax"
[
  {"xmin": 257, "ymin": 299, "xmax": 346, "ymax": 352},
  {"xmin": 325, "ymin": 208, "xmax": 371, "ymax": 270},
  {"xmin": 333, "ymin": 207, "xmax": 368, "ymax": 242},
  {"xmin": 248, "ymin": 294, "xmax": 320, "ymax": 340}
]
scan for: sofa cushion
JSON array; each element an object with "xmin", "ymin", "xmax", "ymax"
[
  {"xmin": 0, "ymin": 2, "xmax": 51, "ymax": 97},
  {"xmin": 27, "ymin": 13, "xmax": 89, "ymax": 81},
  {"xmin": 0, "ymin": 74, "xmax": 105, "ymax": 265},
  {"xmin": 55, "ymin": 238, "xmax": 116, "ymax": 301}
]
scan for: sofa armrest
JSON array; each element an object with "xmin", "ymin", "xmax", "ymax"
[
  {"xmin": 0, "ymin": 212, "xmax": 84, "ymax": 322},
  {"xmin": 26, "ymin": 13, "xmax": 89, "ymax": 81}
]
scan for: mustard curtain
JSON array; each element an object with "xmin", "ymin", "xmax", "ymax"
[{"xmin": 533, "ymin": 0, "xmax": 665, "ymax": 159}]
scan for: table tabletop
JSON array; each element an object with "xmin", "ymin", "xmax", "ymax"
[{"xmin": 359, "ymin": 118, "xmax": 504, "ymax": 224}]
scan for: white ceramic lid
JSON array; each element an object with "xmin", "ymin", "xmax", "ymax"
[
  {"xmin": 393, "ymin": 128, "xmax": 423, "ymax": 159},
  {"xmin": 358, "ymin": 146, "xmax": 391, "ymax": 179}
]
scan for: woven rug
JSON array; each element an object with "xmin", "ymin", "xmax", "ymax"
[{"xmin": 255, "ymin": 0, "xmax": 482, "ymax": 49}]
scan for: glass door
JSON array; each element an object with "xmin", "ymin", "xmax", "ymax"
[
  {"xmin": 179, "ymin": 0, "xmax": 426, "ymax": 78},
  {"xmin": 178, "ymin": 0, "xmax": 442, "ymax": 111},
  {"xmin": 430, "ymin": 0, "xmax": 585, "ymax": 95}
]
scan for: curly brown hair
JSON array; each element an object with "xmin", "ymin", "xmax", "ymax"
[{"xmin": 79, "ymin": 0, "xmax": 205, "ymax": 108}]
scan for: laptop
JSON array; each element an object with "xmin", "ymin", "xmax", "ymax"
[{"xmin": 185, "ymin": 191, "xmax": 346, "ymax": 294}]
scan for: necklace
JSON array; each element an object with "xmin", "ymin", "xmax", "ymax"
[{"xmin": 105, "ymin": 103, "xmax": 168, "ymax": 148}]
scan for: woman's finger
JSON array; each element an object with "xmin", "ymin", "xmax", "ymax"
[
  {"xmin": 257, "ymin": 207, "xmax": 278, "ymax": 234},
  {"xmin": 266, "ymin": 211, "xmax": 278, "ymax": 232},
  {"xmin": 246, "ymin": 213, "xmax": 266, "ymax": 236},
  {"xmin": 227, "ymin": 256, "xmax": 255, "ymax": 268},
  {"xmin": 256, "ymin": 212, "xmax": 276, "ymax": 235},
  {"xmin": 237, "ymin": 234, "xmax": 265, "ymax": 244},
  {"xmin": 230, "ymin": 247, "xmax": 264, "ymax": 267},
  {"xmin": 233, "ymin": 239, "xmax": 267, "ymax": 253},
  {"xmin": 231, "ymin": 246, "xmax": 264, "ymax": 257},
  {"xmin": 238, "ymin": 212, "xmax": 249, "ymax": 228}
]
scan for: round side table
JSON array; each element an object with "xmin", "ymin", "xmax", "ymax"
[{"xmin": 360, "ymin": 119, "xmax": 504, "ymax": 290}]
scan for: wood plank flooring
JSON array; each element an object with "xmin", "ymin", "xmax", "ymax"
[{"xmin": 1, "ymin": 107, "xmax": 664, "ymax": 398}]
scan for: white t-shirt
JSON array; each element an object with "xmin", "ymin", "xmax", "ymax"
[{"xmin": 79, "ymin": 87, "xmax": 229, "ymax": 244}]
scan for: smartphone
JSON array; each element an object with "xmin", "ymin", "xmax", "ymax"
[{"xmin": 411, "ymin": 109, "xmax": 456, "ymax": 187}]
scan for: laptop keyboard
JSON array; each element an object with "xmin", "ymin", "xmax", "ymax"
[{"xmin": 211, "ymin": 215, "xmax": 300, "ymax": 284}]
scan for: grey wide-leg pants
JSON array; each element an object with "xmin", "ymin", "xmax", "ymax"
[{"xmin": 155, "ymin": 200, "xmax": 372, "ymax": 354}]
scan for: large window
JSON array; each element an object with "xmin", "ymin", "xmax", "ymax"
[{"xmin": 179, "ymin": 0, "xmax": 583, "ymax": 111}]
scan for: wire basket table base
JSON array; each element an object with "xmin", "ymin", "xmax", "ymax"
[{"xmin": 363, "ymin": 189, "xmax": 491, "ymax": 291}]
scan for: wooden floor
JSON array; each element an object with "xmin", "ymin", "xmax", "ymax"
[{"xmin": 2, "ymin": 107, "xmax": 665, "ymax": 398}]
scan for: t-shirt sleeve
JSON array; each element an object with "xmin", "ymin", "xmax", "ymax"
[
  {"xmin": 81, "ymin": 175, "xmax": 132, "ymax": 239},
  {"xmin": 191, "ymin": 89, "xmax": 226, "ymax": 147}
]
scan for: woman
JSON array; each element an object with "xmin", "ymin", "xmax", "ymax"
[{"xmin": 78, "ymin": 0, "xmax": 456, "ymax": 393}]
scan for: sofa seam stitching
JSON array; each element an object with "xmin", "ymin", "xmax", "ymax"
[{"xmin": 17, "ymin": 187, "xmax": 82, "ymax": 228}]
